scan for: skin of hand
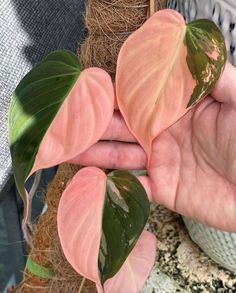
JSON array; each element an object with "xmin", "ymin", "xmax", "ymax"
[{"xmin": 71, "ymin": 62, "xmax": 236, "ymax": 232}]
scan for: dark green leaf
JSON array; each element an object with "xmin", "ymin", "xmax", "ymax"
[
  {"xmin": 8, "ymin": 50, "xmax": 81, "ymax": 215},
  {"xmin": 98, "ymin": 171, "xmax": 150, "ymax": 284},
  {"xmin": 185, "ymin": 19, "xmax": 227, "ymax": 107}
]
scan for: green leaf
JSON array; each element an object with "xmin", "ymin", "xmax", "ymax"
[
  {"xmin": 8, "ymin": 50, "xmax": 81, "ymax": 214},
  {"xmin": 98, "ymin": 171, "xmax": 150, "ymax": 284},
  {"xmin": 185, "ymin": 19, "xmax": 227, "ymax": 107},
  {"xmin": 26, "ymin": 256, "xmax": 55, "ymax": 279}
]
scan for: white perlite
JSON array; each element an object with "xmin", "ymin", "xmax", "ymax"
[{"xmin": 142, "ymin": 267, "xmax": 186, "ymax": 293}]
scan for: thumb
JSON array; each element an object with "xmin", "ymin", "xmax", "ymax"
[{"xmin": 211, "ymin": 62, "xmax": 236, "ymax": 106}]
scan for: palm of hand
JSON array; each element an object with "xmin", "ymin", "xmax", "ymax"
[
  {"xmin": 74, "ymin": 63, "xmax": 236, "ymax": 232},
  {"xmin": 150, "ymin": 96, "xmax": 236, "ymax": 231}
]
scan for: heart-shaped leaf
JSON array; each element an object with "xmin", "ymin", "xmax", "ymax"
[
  {"xmin": 116, "ymin": 9, "xmax": 226, "ymax": 160},
  {"xmin": 57, "ymin": 167, "xmax": 151, "ymax": 290},
  {"xmin": 9, "ymin": 50, "xmax": 114, "ymax": 221}
]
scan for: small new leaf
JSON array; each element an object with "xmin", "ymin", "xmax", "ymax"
[{"xmin": 26, "ymin": 257, "xmax": 55, "ymax": 279}]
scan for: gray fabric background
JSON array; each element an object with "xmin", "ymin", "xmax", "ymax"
[{"xmin": 0, "ymin": 0, "xmax": 85, "ymax": 193}]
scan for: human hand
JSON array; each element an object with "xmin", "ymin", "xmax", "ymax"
[{"xmin": 71, "ymin": 62, "xmax": 236, "ymax": 232}]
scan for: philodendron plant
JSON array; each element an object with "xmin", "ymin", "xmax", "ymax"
[{"xmin": 9, "ymin": 10, "xmax": 226, "ymax": 293}]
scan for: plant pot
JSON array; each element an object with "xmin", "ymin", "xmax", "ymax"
[
  {"xmin": 167, "ymin": 0, "xmax": 236, "ymax": 273},
  {"xmin": 183, "ymin": 217, "xmax": 236, "ymax": 272}
]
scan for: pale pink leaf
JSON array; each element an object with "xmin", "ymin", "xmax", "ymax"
[
  {"xmin": 57, "ymin": 167, "xmax": 107, "ymax": 284},
  {"xmin": 116, "ymin": 9, "xmax": 195, "ymax": 160}
]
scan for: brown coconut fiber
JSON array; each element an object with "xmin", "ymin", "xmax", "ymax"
[
  {"xmin": 15, "ymin": 0, "xmax": 166, "ymax": 292},
  {"xmin": 79, "ymin": 0, "xmax": 166, "ymax": 78},
  {"xmin": 15, "ymin": 164, "xmax": 96, "ymax": 292}
]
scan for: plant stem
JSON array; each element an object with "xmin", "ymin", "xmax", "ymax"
[
  {"xmin": 149, "ymin": 0, "xmax": 156, "ymax": 16},
  {"xmin": 78, "ymin": 278, "xmax": 86, "ymax": 293}
]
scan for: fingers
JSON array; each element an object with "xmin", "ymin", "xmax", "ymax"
[
  {"xmin": 211, "ymin": 62, "xmax": 236, "ymax": 106},
  {"xmin": 70, "ymin": 141, "xmax": 147, "ymax": 169},
  {"xmin": 102, "ymin": 111, "xmax": 137, "ymax": 142}
]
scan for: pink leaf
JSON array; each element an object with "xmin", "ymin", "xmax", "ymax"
[
  {"xmin": 31, "ymin": 67, "xmax": 114, "ymax": 175},
  {"xmin": 58, "ymin": 168, "xmax": 156, "ymax": 292},
  {"xmin": 57, "ymin": 167, "xmax": 107, "ymax": 284},
  {"xmin": 116, "ymin": 9, "xmax": 195, "ymax": 161},
  {"xmin": 97, "ymin": 231, "xmax": 157, "ymax": 293}
]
